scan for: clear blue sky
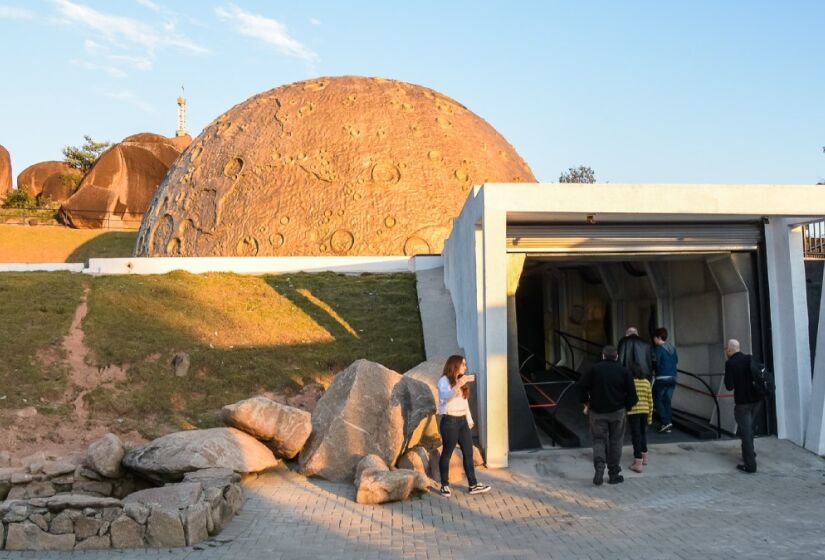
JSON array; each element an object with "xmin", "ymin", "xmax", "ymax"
[{"xmin": 1, "ymin": 0, "xmax": 823, "ymax": 185}]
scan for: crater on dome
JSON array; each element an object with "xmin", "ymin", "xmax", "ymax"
[{"xmin": 135, "ymin": 76, "xmax": 535, "ymax": 257}]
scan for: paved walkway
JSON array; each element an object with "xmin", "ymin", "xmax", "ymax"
[{"xmin": 1, "ymin": 438, "xmax": 823, "ymax": 559}]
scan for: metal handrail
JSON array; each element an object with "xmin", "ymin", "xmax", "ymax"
[{"xmin": 674, "ymin": 369, "xmax": 723, "ymax": 439}]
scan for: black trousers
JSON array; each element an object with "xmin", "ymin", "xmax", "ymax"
[
  {"xmin": 627, "ymin": 413, "xmax": 648, "ymax": 459},
  {"xmin": 734, "ymin": 401, "xmax": 762, "ymax": 472},
  {"xmin": 438, "ymin": 415, "xmax": 477, "ymax": 486}
]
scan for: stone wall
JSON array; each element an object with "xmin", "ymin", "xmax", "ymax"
[{"xmin": 0, "ymin": 469, "xmax": 241, "ymax": 550}]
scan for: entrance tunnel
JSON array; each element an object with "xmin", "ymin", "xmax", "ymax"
[{"xmin": 509, "ymin": 253, "xmax": 773, "ymax": 450}]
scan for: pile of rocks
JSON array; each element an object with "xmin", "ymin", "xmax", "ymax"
[{"xmin": 0, "ymin": 357, "xmax": 485, "ymax": 550}]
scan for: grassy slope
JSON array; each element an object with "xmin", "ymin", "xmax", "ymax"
[
  {"xmin": 0, "ymin": 225, "xmax": 137, "ymax": 263},
  {"xmin": 0, "ymin": 272, "xmax": 86, "ymax": 409},
  {"xmin": 1, "ymin": 271, "xmax": 425, "ymax": 437}
]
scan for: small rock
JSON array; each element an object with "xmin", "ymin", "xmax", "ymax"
[
  {"xmin": 74, "ymin": 480, "xmax": 113, "ymax": 496},
  {"xmin": 100, "ymin": 520, "xmax": 110, "ymax": 535},
  {"xmin": 111, "ymin": 514, "xmax": 145, "ymax": 548},
  {"xmin": 6, "ymin": 486, "xmax": 26, "ymax": 500},
  {"xmin": 49, "ymin": 511, "xmax": 75, "ymax": 534},
  {"xmin": 42, "ymin": 461, "xmax": 77, "ymax": 477},
  {"xmin": 172, "ymin": 352, "xmax": 191, "ymax": 377},
  {"xmin": 25, "ymin": 481, "xmax": 57, "ymax": 498},
  {"xmin": 184, "ymin": 502, "xmax": 209, "ymax": 545},
  {"xmin": 76, "ymin": 466, "xmax": 102, "ymax": 481},
  {"xmin": 102, "ymin": 506, "xmax": 121, "ymax": 522},
  {"xmin": 354, "ymin": 454, "xmax": 430, "ymax": 505},
  {"xmin": 4, "ymin": 504, "xmax": 29, "ymax": 522},
  {"xmin": 397, "ymin": 447, "xmax": 431, "ymax": 478},
  {"xmin": 183, "ymin": 467, "xmax": 240, "ymax": 489},
  {"xmin": 224, "ymin": 483, "xmax": 243, "ymax": 514},
  {"xmin": 74, "ymin": 534, "xmax": 111, "ymax": 549},
  {"xmin": 11, "ymin": 472, "xmax": 33, "ymax": 484},
  {"xmin": 75, "ymin": 516, "xmax": 103, "ymax": 540},
  {"xmin": 5, "ymin": 521, "xmax": 76, "ymax": 550},
  {"xmin": 146, "ymin": 506, "xmax": 186, "ymax": 547},
  {"xmin": 85, "ymin": 433, "xmax": 125, "ymax": 478},
  {"xmin": 43, "ymin": 493, "xmax": 122, "ymax": 512},
  {"xmin": 28, "ymin": 462, "xmax": 45, "ymax": 474},
  {"xmin": 0, "ymin": 467, "xmax": 20, "ymax": 483},
  {"xmin": 0, "ymin": 450, "xmax": 11, "ymax": 467},
  {"xmin": 124, "ymin": 502, "xmax": 150, "ymax": 524},
  {"xmin": 124, "ymin": 481, "xmax": 202, "ymax": 510},
  {"xmin": 16, "ymin": 406, "xmax": 39, "ymax": 419},
  {"xmin": 29, "ymin": 512, "xmax": 49, "ymax": 531},
  {"xmin": 20, "ymin": 450, "xmax": 46, "ymax": 467}
]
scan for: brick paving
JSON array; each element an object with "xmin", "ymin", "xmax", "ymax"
[{"xmin": 1, "ymin": 438, "xmax": 823, "ymax": 560}]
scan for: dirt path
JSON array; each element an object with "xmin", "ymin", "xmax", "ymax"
[{"xmin": 0, "ymin": 286, "xmax": 144, "ymax": 464}]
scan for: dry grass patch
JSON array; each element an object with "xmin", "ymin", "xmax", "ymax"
[{"xmin": 0, "ymin": 224, "xmax": 136, "ymax": 263}]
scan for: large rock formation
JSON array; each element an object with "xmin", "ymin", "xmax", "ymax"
[
  {"xmin": 0, "ymin": 144, "xmax": 11, "ymax": 197},
  {"xmin": 60, "ymin": 133, "xmax": 183, "ymax": 229},
  {"xmin": 16, "ymin": 161, "xmax": 77, "ymax": 198},
  {"xmin": 135, "ymin": 76, "xmax": 536, "ymax": 257},
  {"xmin": 40, "ymin": 168, "xmax": 83, "ymax": 203},
  {"xmin": 298, "ymin": 360, "xmax": 406, "ymax": 481},
  {"xmin": 122, "ymin": 427, "xmax": 279, "ymax": 482}
]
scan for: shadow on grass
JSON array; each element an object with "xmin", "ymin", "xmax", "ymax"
[{"xmin": 65, "ymin": 231, "xmax": 137, "ymax": 263}]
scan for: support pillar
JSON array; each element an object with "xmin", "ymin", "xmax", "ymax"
[{"xmin": 764, "ymin": 220, "xmax": 812, "ymax": 446}]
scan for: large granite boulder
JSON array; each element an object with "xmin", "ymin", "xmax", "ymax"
[
  {"xmin": 16, "ymin": 161, "xmax": 78, "ymax": 197},
  {"xmin": 122, "ymin": 427, "xmax": 278, "ymax": 481},
  {"xmin": 85, "ymin": 433, "xmax": 125, "ymax": 479},
  {"xmin": 0, "ymin": 144, "xmax": 11, "ymax": 197},
  {"xmin": 123, "ymin": 482, "xmax": 202, "ymax": 510},
  {"xmin": 40, "ymin": 168, "xmax": 83, "ymax": 203},
  {"xmin": 221, "ymin": 396, "xmax": 312, "ymax": 459},
  {"xmin": 404, "ymin": 358, "xmax": 448, "ymax": 404},
  {"xmin": 60, "ymin": 133, "xmax": 183, "ymax": 229},
  {"xmin": 298, "ymin": 360, "xmax": 405, "ymax": 481},
  {"xmin": 354, "ymin": 454, "xmax": 429, "ymax": 505}
]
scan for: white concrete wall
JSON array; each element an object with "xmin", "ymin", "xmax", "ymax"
[
  {"xmin": 0, "ymin": 263, "xmax": 85, "ymax": 273},
  {"xmin": 765, "ymin": 220, "xmax": 813, "ymax": 446}
]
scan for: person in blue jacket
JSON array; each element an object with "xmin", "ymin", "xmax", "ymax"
[{"xmin": 652, "ymin": 327, "xmax": 679, "ymax": 433}]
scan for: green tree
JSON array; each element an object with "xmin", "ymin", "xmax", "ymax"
[
  {"xmin": 2, "ymin": 188, "xmax": 37, "ymax": 209},
  {"xmin": 559, "ymin": 165, "xmax": 596, "ymax": 183},
  {"xmin": 62, "ymin": 135, "xmax": 111, "ymax": 173}
]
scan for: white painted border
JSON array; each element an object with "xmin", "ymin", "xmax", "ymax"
[{"xmin": 0, "ymin": 256, "xmax": 444, "ymax": 276}]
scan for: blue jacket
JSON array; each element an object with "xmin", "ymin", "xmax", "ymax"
[{"xmin": 654, "ymin": 342, "xmax": 679, "ymax": 378}]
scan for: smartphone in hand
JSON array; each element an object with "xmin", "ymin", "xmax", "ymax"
[{"xmin": 464, "ymin": 374, "xmax": 476, "ymax": 382}]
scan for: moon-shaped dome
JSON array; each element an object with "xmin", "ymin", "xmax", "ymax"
[{"xmin": 135, "ymin": 76, "xmax": 535, "ymax": 257}]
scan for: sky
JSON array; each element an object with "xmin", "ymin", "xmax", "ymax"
[{"xmin": 1, "ymin": 0, "xmax": 823, "ymax": 186}]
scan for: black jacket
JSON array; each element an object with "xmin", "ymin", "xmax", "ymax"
[
  {"xmin": 724, "ymin": 352, "xmax": 761, "ymax": 405},
  {"xmin": 577, "ymin": 359, "xmax": 638, "ymax": 414},
  {"xmin": 617, "ymin": 334, "xmax": 654, "ymax": 379}
]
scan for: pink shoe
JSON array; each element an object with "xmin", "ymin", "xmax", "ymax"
[
  {"xmin": 629, "ymin": 458, "xmax": 643, "ymax": 473},
  {"xmin": 641, "ymin": 452, "xmax": 649, "ymax": 466}
]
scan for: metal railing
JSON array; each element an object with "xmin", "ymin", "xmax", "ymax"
[{"xmin": 803, "ymin": 221, "xmax": 825, "ymax": 259}]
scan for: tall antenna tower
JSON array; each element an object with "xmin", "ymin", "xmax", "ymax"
[{"xmin": 176, "ymin": 85, "xmax": 188, "ymax": 137}]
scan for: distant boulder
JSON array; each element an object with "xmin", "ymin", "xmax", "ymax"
[
  {"xmin": 0, "ymin": 144, "xmax": 11, "ymax": 196},
  {"xmin": 40, "ymin": 168, "xmax": 83, "ymax": 203},
  {"xmin": 60, "ymin": 134, "xmax": 183, "ymax": 229},
  {"xmin": 17, "ymin": 161, "xmax": 77, "ymax": 198}
]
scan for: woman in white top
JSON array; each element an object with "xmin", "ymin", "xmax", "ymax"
[{"xmin": 437, "ymin": 355, "xmax": 491, "ymax": 497}]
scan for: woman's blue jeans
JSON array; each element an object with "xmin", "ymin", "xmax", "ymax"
[
  {"xmin": 653, "ymin": 377, "xmax": 677, "ymax": 425},
  {"xmin": 438, "ymin": 415, "xmax": 477, "ymax": 487}
]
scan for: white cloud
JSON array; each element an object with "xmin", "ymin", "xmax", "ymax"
[
  {"xmin": 53, "ymin": 0, "xmax": 208, "ymax": 57},
  {"xmin": 309, "ymin": 17, "xmax": 321, "ymax": 26},
  {"xmin": 0, "ymin": 5, "xmax": 35, "ymax": 19},
  {"xmin": 215, "ymin": 4, "xmax": 317, "ymax": 63},
  {"xmin": 135, "ymin": 0, "xmax": 160, "ymax": 12},
  {"xmin": 102, "ymin": 89, "xmax": 155, "ymax": 113}
]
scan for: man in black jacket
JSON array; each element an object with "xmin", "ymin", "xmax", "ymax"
[
  {"xmin": 577, "ymin": 345, "xmax": 638, "ymax": 485},
  {"xmin": 617, "ymin": 327, "xmax": 653, "ymax": 380},
  {"xmin": 724, "ymin": 339, "xmax": 762, "ymax": 473}
]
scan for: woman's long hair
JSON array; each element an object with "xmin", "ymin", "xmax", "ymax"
[{"xmin": 443, "ymin": 355, "xmax": 470, "ymax": 399}]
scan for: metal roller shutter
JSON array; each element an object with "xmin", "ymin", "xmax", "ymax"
[{"xmin": 506, "ymin": 224, "xmax": 762, "ymax": 254}]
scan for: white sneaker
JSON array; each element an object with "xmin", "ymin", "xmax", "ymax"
[
  {"xmin": 659, "ymin": 423, "xmax": 672, "ymax": 433},
  {"xmin": 439, "ymin": 485, "xmax": 451, "ymax": 497}
]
